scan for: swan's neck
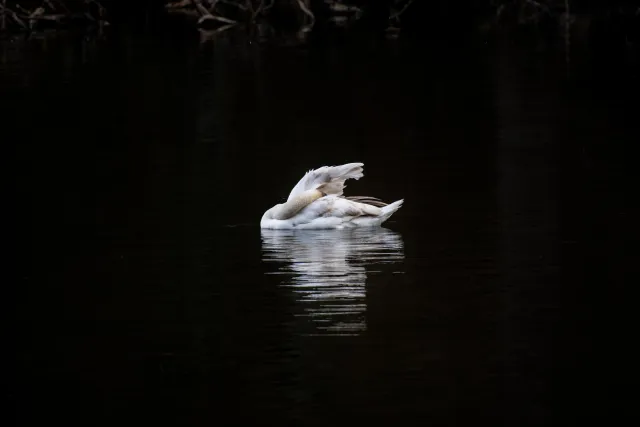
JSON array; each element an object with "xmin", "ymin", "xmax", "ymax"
[{"xmin": 272, "ymin": 189, "xmax": 323, "ymax": 220}]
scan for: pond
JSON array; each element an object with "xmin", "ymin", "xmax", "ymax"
[{"xmin": 7, "ymin": 23, "xmax": 638, "ymax": 426}]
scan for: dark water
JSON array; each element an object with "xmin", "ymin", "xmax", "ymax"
[{"xmin": 6, "ymin": 26, "xmax": 638, "ymax": 426}]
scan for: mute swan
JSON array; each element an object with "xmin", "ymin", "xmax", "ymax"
[{"xmin": 260, "ymin": 163, "xmax": 403, "ymax": 229}]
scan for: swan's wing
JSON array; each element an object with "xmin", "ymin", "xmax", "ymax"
[
  {"xmin": 287, "ymin": 163, "xmax": 364, "ymax": 202},
  {"xmin": 331, "ymin": 197, "xmax": 383, "ymax": 217},
  {"xmin": 292, "ymin": 196, "xmax": 382, "ymax": 226},
  {"xmin": 343, "ymin": 196, "xmax": 388, "ymax": 207}
]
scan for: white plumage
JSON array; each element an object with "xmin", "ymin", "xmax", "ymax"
[{"xmin": 260, "ymin": 163, "xmax": 403, "ymax": 229}]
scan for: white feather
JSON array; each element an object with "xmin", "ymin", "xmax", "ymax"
[
  {"xmin": 287, "ymin": 162, "xmax": 364, "ymax": 200},
  {"xmin": 261, "ymin": 163, "xmax": 403, "ymax": 230}
]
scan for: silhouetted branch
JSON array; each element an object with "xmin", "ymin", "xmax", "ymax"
[
  {"xmin": 251, "ymin": 0, "xmax": 265, "ymax": 21},
  {"xmin": 191, "ymin": 0, "xmax": 212, "ymax": 17},
  {"xmin": 167, "ymin": 0, "xmax": 318, "ymax": 35},
  {"xmin": 326, "ymin": 0, "xmax": 362, "ymax": 23},
  {"xmin": 166, "ymin": 0, "xmax": 192, "ymax": 8},
  {"xmin": 159, "ymin": 0, "xmax": 639, "ymax": 49},
  {"xmin": 46, "ymin": 0, "xmax": 70, "ymax": 14},
  {"xmin": 295, "ymin": 0, "xmax": 314, "ymax": 33},
  {"xmin": 199, "ymin": 14, "xmax": 236, "ymax": 25},
  {"xmin": 195, "ymin": 0, "xmax": 239, "ymax": 27},
  {"xmin": 0, "ymin": 3, "xmax": 28, "ymax": 29},
  {"xmin": 1, "ymin": 0, "xmax": 108, "ymax": 32},
  {"xmin": 390, "ymin": 0, "xmax": 415, "ymax": 20}
]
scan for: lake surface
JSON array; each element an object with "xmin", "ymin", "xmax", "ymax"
[{"xmin": 7, "ymin": 23, "xmax": 638, "ymax": 426}]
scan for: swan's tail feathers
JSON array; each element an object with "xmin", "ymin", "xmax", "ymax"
[
  {"xmin": 288, "ymin": 162, "xmax": 364, "ymax": 201},
  {"xmin": 379, "ymin": 199, "xmax": 404, "ymax": 223}
]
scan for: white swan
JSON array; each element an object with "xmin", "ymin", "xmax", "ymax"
[{"xmin": 260, "ymin": 163, "xmax": 403, "ymax": 229}]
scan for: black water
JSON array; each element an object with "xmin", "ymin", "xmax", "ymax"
[{"xmin": 6, "ymin": 26, "xmax": 638, "ymax": 426}]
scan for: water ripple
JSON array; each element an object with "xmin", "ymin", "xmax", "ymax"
[{"xmin": 261, "ymin": 228, "xmax": 404, "ymax": 336}]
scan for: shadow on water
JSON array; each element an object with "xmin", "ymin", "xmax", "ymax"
[{"xmin": 261, "ymin": 228, "xmax": 404, "ymax": 336}]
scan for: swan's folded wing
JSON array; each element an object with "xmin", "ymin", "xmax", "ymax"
[
  {"xmin": 291, "ymin": 196, "xmax": 381, "ymax": 226},
  {"xmin": 330, "ymin": 197, "xmax": 383, "ymax": 217},
  {"xmin": 287, "ymin": 163, "xmax": 364, "ymax": 201},
  {"xmin": 344, "ymin": 196, "xmax": 388, "ymax": 207}
]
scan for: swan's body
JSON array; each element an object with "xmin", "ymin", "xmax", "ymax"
[{"xmin": 260, "ymin": 163, "xmax": 403, "ymax": 230}]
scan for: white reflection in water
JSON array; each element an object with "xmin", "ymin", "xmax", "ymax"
[{"xmin": 261, "ymin": 228, "xmax": 404, "ymax": 336}]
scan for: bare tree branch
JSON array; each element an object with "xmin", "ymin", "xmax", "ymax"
[
  {"xmin": 166, "ymin": 0, "xmax": 192, "ymax": 8},
  {"xmin": 295, "ymin": 0, "xmax": 315, "ymax": 32},
  {"xmin": 390, "ymin": 0, "xmax": 415, "ymax": 20},
  {"xmin": 198, "ymin": 14, "xmax": 237, "ymax": 25},
  {"xmin": 191, "ymin": 0, "xmax": 212, "ymax": 17},
  {"xmin": 0, "ymin": 3, "xmax": 28, "ymax": 29},
  {"xmin": 252, "ymin": 0, "xmax": 265, "ymax": 21}
]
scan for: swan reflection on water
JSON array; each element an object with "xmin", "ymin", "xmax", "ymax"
[{"xmin": 261, "ymin": 228, "xmax": 405, "ymax": 336}]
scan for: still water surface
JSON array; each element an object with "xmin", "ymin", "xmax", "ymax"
[
  {"xmin": 262, "ymin": 228, "xmax": 405, "ymax": 336},
  {"xmin": 7, "ymin": 26, "xmax": 638, "ymax": 426}
]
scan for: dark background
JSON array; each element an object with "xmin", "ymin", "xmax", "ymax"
[{"xmin": 5, "ymin": 1, "xmax": 639, "ymax": 426}]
